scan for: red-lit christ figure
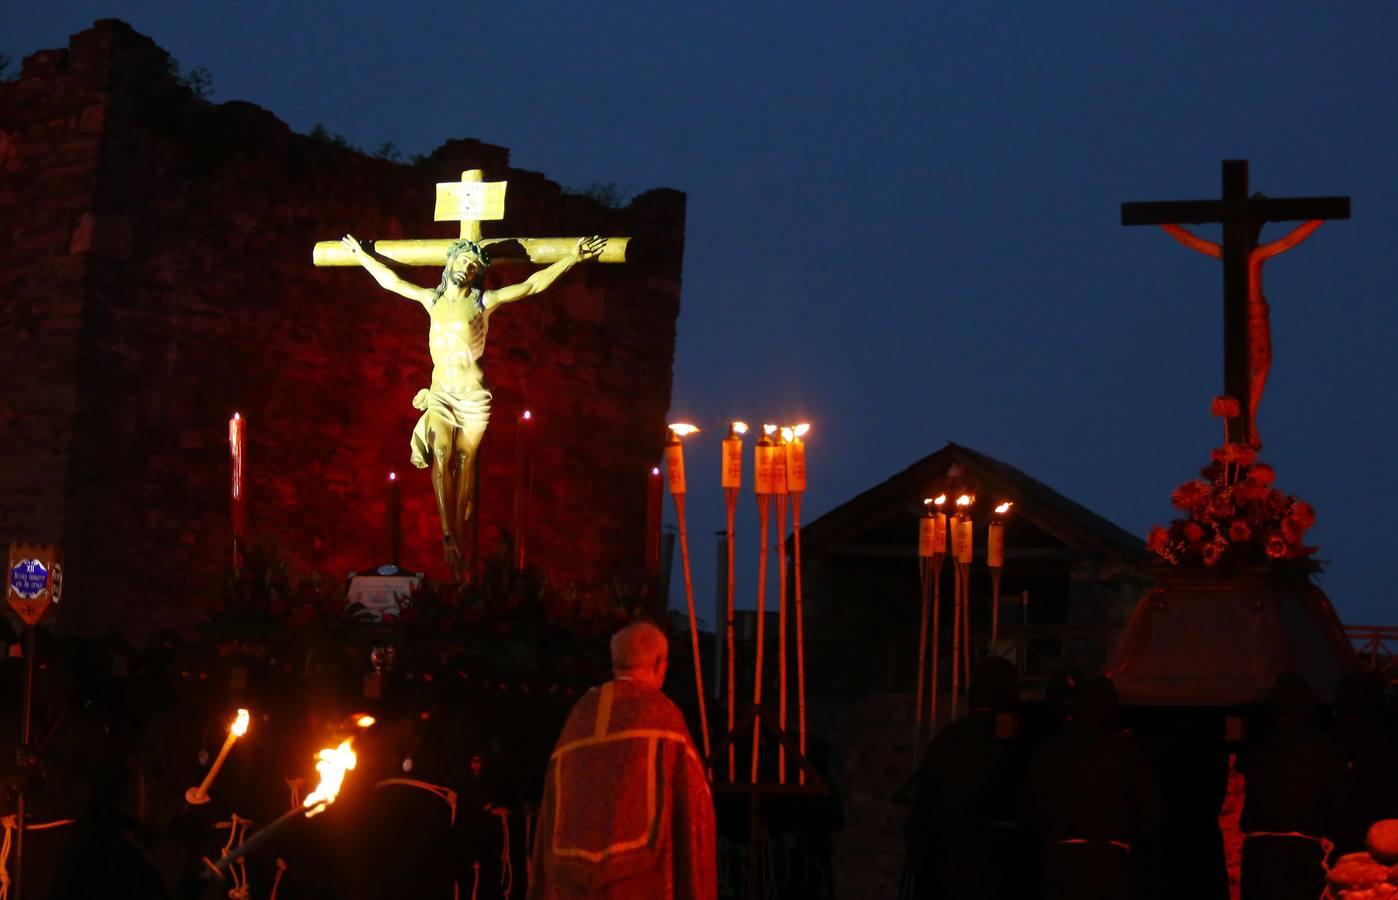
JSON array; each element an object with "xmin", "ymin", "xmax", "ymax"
[
  {"xmin": 1159, "ymin": 220, "xmax": 1325, "ymax": 449},
  {"xmin": 340, "ymin": 233, "xmax": 605, "ymax": 580}
]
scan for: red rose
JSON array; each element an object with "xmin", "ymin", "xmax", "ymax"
[
  {"xmin": 1172, "ymin": 481, "xmax": 1211, "ymax": 512},
  {"xmin": 1228, "ymin": 520, "xmax": 1252, "ymax": 542},
  {"xmin": 1212, "ymin": 444, "xmax": 1257, "ymax": 467},
  {"xmin": 1207, "ymin": 493, "xmax": 1236, "ymax": 519},
  {"xmin": 1291, "ymin": 500, "xmax": 1316, "ymax": 529},
  {"xmin": 1281, "ymin": 517, "xmax": 1305, "ymax": 544},
  {"xmin": 1233, "ymin": 481, "xmax": 1267, "ymax": 503},
  {"xmin": 1200, "ymin": 461, "xmax": 1225, "ymax": 483},
  {"xmin": 1183, "ymin": 521, "xmax": 1206, "ymax": 543},
  {"xmin": 1201, "ymin": 542, "xmax": 1223, "ymax": 566},
  {"xmin": 1211, "ymin": 396, "xmax": 1242, "ymax": 418},
  {"xmin": 1246, "ymin": 463, "xmax": 1276, "ymax": 485},
  {"xmin": 1147, "ymin": 526, "xmax": 1170, "ymax": 553},
  {"xmin": 1265, "ymin": 533, "xmax": 1290, "ymax": 559}
]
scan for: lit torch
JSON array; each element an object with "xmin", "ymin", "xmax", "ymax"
[
  {"xmin": 665, "ymin": 423, "xmax": 711, "ymax": 761},
  {"xmin": 784, "ymin": 423, "xmax": 811, "ymax": 784},
  {"xmin": 750, "ymin": 425, "xmax": 777, "ymax": 783},
  {"xmin": 988, "ymin": 502, "xmax": 1012, "ymax": 646},
  {"xmin": 186, "ymin": 708, "xmax": 250, "ymax": 806},
  {"xmin": 207, "ymin": 726, "xmax": 367, "ymax": 881},
  {"xmin": 229, "ymin": 412, "xmax": 246, "ymax": 570},
  {"xmin": 721, "ymin": 421, "xmax": 747, "ymax": 781},
  {"xmin": 951, "ymin": 494, "xmax": 974, "ymax": 720},
  {"xmin": 773, "ymin": 427, "xmax": 791, "ymax": 784}
]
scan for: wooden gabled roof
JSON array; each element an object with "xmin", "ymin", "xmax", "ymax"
[{"xmin": 799, "ymin": 442, "xmax": 1147, "ymax": 563}]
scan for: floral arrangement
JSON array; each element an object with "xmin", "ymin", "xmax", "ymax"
[{"xmin": 1147, "ymin": 397, "xmax": 1319, "ymax": 570}]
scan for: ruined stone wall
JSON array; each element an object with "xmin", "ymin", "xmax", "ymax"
[{"xmin": 0, "ymin": 21, "xmax": 685, "ymax": 637}]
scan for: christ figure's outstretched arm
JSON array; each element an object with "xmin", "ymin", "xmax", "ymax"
[
  {"xmin": 1160, "ymin": 223, "xmax": 1222, "ymax": 258},
  {"xmin": 340, "ymin": 234, "xmax": 435, "ymax": 309},
  {"xmin": 487, "ymin": 236, "xmax": 606, "ymax": 308}
]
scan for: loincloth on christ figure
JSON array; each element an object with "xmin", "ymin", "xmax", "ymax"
[{"xmin": 409, "ymin": 387, "xmax": 492, "ymax": 468}]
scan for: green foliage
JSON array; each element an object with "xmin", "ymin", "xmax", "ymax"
[
  {"xmin": 166, "ymin": 57, "xmax": 215, "ymax": 98},
  {"xmin": 573, "ymin": 180, "xmax": 630, "ymax": 209},
  {"xmin": 373, "ymin": 141, "xmax": 402, "ymax": 162},
  {"xmin": 308, "ymin": 122, "xmax": 354, "ymax": 150}
]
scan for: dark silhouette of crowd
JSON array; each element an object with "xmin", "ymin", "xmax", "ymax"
[{"xmin": 902, "ymin": 661, "xmax": 1398, "ymax": 900}]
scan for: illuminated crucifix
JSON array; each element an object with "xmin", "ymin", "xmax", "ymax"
[
  {"xmin": 1122, "ymin": 160, "xmax": 1348, "ymax": 448},
  {"xmin": 314, "ymin": 170, "xmax": 629, "ymax": 580}
]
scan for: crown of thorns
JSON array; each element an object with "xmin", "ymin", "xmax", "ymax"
[{"xmin": 445, "ymin": 239, "xmax": 491, "ymax": 269}]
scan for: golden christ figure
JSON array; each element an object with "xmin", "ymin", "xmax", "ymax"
[{"xmin": 340, "ymin": 233, "xmax": 606, "ymax": 580}]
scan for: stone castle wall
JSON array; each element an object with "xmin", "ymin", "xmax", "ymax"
[{"xmin": 0, "ymin": 21, "xmax": 685, "ymax": 637}]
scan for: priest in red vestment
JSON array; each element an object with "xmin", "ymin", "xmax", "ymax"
[{"xmin": 529, "ymin": 621, "xmax": 717, "ymax": 900}]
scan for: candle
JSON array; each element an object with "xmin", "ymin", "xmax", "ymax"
[
  {"xmin": 513, "ymin": 410, "xmax": 534, "ymax": 571},
  {"xmin": 919, "ymin": 506, "xmax": 938, "ymax": 558},
  {"xmin": 722, "ymin": 421, "xmax": 747, "ymax": 490},
  {"xmin": 956, "ymin": 517, "xmax": 974, "ymax": 564},
  {"xmin": 771, "ymin": 434, "xmax": 788, "ymax": 497},
  {"xmin": 229, "ymin": 412, "xmax": 246, "ymax": 567},
  {"xmin": 186, "ymin": 708, "xmax": 250, "ymax": 805},
  {"xmin": 987, "ymin": 502, "xmax": 1011, "ymax": 569},
  {"xmin": 386, "ymin": 472, "xmax": 401, "ymax": 568},
  {"xmin": 932, "ymin": 494, "xmax": 948, "ymax": 555},
  {"xmin": 645, "ymin": 466, "xmax": 662, "ymax": 580}
]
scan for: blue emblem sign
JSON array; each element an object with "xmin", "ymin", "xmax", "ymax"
[{"xmin": 9, "ymin": 559, "xmax": 49, "ymax": 600}]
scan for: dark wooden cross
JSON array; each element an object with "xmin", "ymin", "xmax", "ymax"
[{"xmin": 1121, "ymin": 160, "xmax": 1349, "ymax": 447}]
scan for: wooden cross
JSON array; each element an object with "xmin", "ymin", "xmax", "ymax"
[
  {"xmin": 312, "ymin": 169, "xmax": 630, "ymax": 267},
  {"xmin": 1122, "ymin": 160, "xmax": 1348, "ymax": 446}
]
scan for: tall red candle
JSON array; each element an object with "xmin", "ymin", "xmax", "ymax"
[
  {"xmin": 512, "ymin": 410, "xmax": 534, "ymax": 571},
  {"xmin": 645, "ymin": 465, "xmax": 663, "ymax": 580},
  {"xmin": 386, "ymin": 472, "xmax": 401, "ymax": 568},
  {"xmin": 229, "ymin": 412, "xmax": 246, "ymax": 567}
]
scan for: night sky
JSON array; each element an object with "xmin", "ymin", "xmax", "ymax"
[{"xmin": 11, "ymin": 3, "xmax": 1398, "ymax": 625}]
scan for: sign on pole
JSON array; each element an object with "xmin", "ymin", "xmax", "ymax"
[{"xmin": 7, "ymin": 543, "xmax": 62, "ymax": 626}]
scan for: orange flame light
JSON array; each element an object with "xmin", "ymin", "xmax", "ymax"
[
  {"xmin": 730, "ymin": 421, "xmax": 749, "ymax": 436},
  {"xmin": 303, "ymin": 739, "xmax": 356, "ymax": 817},
  {"xmin": 231, "ymin": 708, "xmax": 250, "ymax": 738},
  {"xmin": 792, "ymin": 423, "xmax": 811, "ymax": 438},
  {"xmin": 355, "ymin": 714, "xmax": 376, "ymax": 728},
  {"xmin": 668, "ymin": 423, "xmax": 699, "ymax": 438},
  {"xmin": 956, "ymin": 494, "xmax": 973, "ymax": 509},
  {"xmin": 763, "ymin": 423, "xmax": 778, "ymax": 436},
  {"xmin": 780, "ymin": 426, "xmax": 794, "ymax": 443},
  {"xmin": 994, "ymin": 501, "xmax": 1013, "ymax": 515}
]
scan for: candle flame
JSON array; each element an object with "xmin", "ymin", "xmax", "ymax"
[
  {"xmin": 303, "ymin": 739, "xmax": 356, "ymax": 817},
  {"xmin": 933, "ymin": 494, "xmax": 947, "ymax": 506},
  {"xmin": 956, "ymin": 494, "xmax": 973, "ymax": 508},
  {"xmin": 780, "ymin": 426, "xmax": 794, "ymax": 443},
  {"xmin": 388, "ymin": 472, "xmax": 396, "ymax": 482},
  {"xmin": 355, "ymin": 714, "xmax": 376, "ymax": 728},
  {"xmin": 995, "ymin": 501, "xmax": 1013, "ymax": 515},
  {"xmin": 522, "ymin": 409, "xmax": 532, "ymax": 421},
  {"xmin": 650, "ymin": 466, "xmax": 661, "ymax": 476},
  {"xmin": 232, "ymin": 412, "xmax": 241, "ymax": 421},
  {"xmin": 763, "ymin": 424, "xmax": 778, "ymax": 436},
  {"xmin": 231, "ymin": 708, "xmax": 250, "ymax": 738},
  {"xmin": 730, "ymin": 421, "xmax": 749, "ymax": 436},
  {"xmin": 793, "ymin": 423, "xmax": 811, "ymax": 438},
  {"xmin": 668, "ymin": 423, "xmax": 699, "ymax": 437}
]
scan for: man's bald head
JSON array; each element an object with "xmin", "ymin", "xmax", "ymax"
[{"xmin": 611, "ymin": 622, "xmax": 669, "ymax": 689}]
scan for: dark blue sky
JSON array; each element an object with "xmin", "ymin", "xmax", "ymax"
[{"xmin": 13, "ymin": 3, "xmax": 1398, "ymax": 625}]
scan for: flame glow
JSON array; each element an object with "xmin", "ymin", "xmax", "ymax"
[
  {"xmin": 995, "ymin": 501, "xmax": 1013, "ymax": 515},
  {"xmin": 355, "ymin": 715, "xmax": 376, "ymax": 728},
  {"xmin": 668, "ymin": 423, "xmax": 699, "ymax": 437},
  {"xmin": 956, "ymin": 494, "xmax": 973, "ymax": 508},
  {"xmin": 388, "ymin": 472, "xmax": 396, "ymax": 482},
  {"xmin": 231, "ymin": 708, "xmax": 250, "ymax": 738},
  {"xmin": 522, "ymin": 409, "xmax": 533, "ymax": 420},
  {"xmin": 303, "ymin": 739, "xmax": 356, "ymax": 817},
  {"xmin": 650, "ymin": 466, "xmax": 661, "ymax": 476},
  {"xmin": 763, "ymin": 424, "xmax": 778, "ymax": 436},
  {"xmin": 933, "ymin": 494, "xmax": 947, "ymax": 506},
  {"xmin": 793, "ymin": 423, "xmax": 811, "ymax": 438},
  {"xmin": 780, "ymin": 426, "xmax": 794, "ymax": 443},
  {"xmin": 730, "ymin": 421, "xmax": 749, "ymax": 436}
]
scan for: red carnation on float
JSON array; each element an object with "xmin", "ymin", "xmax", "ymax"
[
  {"xmin": 1201, "ymin": 542, "xmax": 1223, "ymax": 566},
  {"xmin": 1172, "ymin": 481, "xmax": 1211, "ymax": 512},
  {"xmin": 1212, "ymin": 443, "xmax": 1258, "ymax": 467},
  {"xmin": 1200, "ymin": 460, "xmax": 1225, "ymax": 482},
  {"xmin": 1207, "ymin": 492, "xmax": 1236, "ymax": 519},
  {"xmin": 1265, "ymin": 533, "xmax": 1290, "ymax": 559},
  {"xmin": 1211, "ymin": 396, "xmax": 1242, "ymax": 418},
  {"xmin": 1247, "ymin": 462, "xmax": 1276, "ymax": 485},
  {"xmin": 1183, "ymin": 521, "xmax": 1206, "ymax": 543},
  {"xmin": 1291, "ymin": 500, "xmax": 1317, "ymax": 529},
  {"xmin": 1147, "ymin": 526, "xmax": 1170, "ymax": 554},
  {"xmin": 1229, "ymin": 519, "xmax": 1252, "ymax": 542}
]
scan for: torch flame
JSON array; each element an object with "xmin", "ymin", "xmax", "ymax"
[
  {"xmin": 763, "ymin": 424, "xmax": 778, "ymax": 436},
  {"xmin": 303, "ymin": 739, "xmax": 356, "ymax": 817},
  {"xmin": 355, "ymin": 714, "xmax": 376, "ymax": 728},
  {"xmin": 730, "ymin": 421, "xmax": 749, "ymax": 436},
  {"xmin": 995, "ymin": 501, "xmax": 1013, "ymax": 515},
  {"xmin": 793, "ymin": 423, "xmax": 811, "ymax": 438},
  {"xmin": 956, "ymin": 494, "xmax": 973, "ymax": 508},
  {"xmin": 933, "ymin": 494, "xmax": 947, "ymax": 506},
  {"xmin": 780, "ymin": 426, "xmax": 794, "ymax": 443},
  {"xmin": 668, "ymin": 423, "xmax": 699, "ymax": 437},
  {"xmin": 231, "ymin": 708, "xmax": 250, "ymax": 738}
]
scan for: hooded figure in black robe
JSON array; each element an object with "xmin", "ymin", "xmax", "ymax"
[
  {"xmin": 1237, "ymin": 672, "xmax": 1347, "ymax": 900},
  {"xmin": 1025, "ymin": 675, "xmax": 1157, "ymax": 900}
]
